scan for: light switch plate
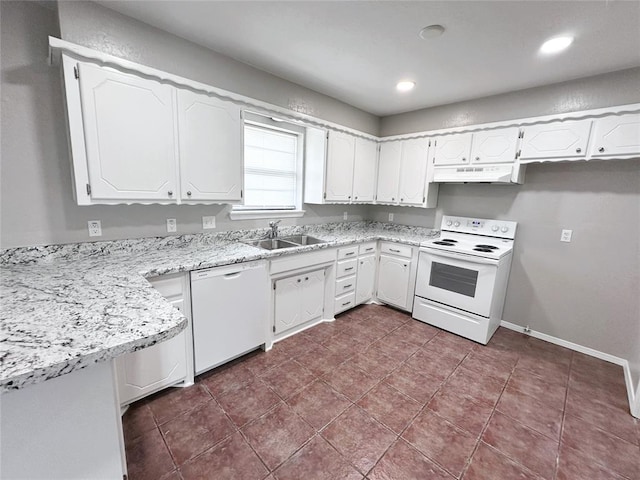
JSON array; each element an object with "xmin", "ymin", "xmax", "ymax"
[
  {"xmin": 560, "ymin": 229, "xmax": 572, "ymax": 242},
  {"xmin": 343, "ymin": 212, "xmax": 348, "ymax": 220},
  {"xmin": 388, "ymin": 213, "xmax": 394, "ymax": 222},
  {"xmin": 166, "ymin": 218, "xmax": 177, "ymax": 233},
  {"xmin": 202, "ymin": 216, "xmax": 216, "ymax": 229},
  {"xmin": 88, "ymin": 220, "xmax": 102, "ymax": 237}
]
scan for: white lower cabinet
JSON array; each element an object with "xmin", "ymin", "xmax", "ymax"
[
  {"xmin": 115, "ymin": 273, "xmax": 192, "ymax": 406},
  {"xmin": 274, "ymin": 269, "xmax": 326, "ymax": 334},
  {"xmin": 376, "ymin": 242, "xmax": 416, "ymax": 311},
  {"xmin": 356, "ymin": 253, "xmax": 376, "ymax": 305}
]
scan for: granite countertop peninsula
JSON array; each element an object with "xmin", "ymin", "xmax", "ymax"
[{"xmin": 0, "ymin": 221, "xmax": 437, "ymax": 392}]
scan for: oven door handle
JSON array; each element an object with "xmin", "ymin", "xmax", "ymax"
[{"xmin": 421, "ymin": 248, "xmax": 500, "ymax": 266}]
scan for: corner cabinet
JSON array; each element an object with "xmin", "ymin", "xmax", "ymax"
[
  {"xmin": 376, "ymin": 242, "xmax": 417, "ymax": 312},
  {"xmin": 61, "ymin": 55, "xmax": 243, "ymax": 205}
]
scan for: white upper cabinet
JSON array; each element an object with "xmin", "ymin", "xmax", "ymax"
[
  {"xmin": 325, "ymin": 131, "xmax": 356, "ymax": 202},
  {"xmin": 433, "ymin": 133, "xmax": 473, "ymax": 166},
  {"xmin": 351, "ymin": 138, "xmax": 378, "ymax": 202},
  {"xmin": 589, "ymin": 113, "xmax": 640, "ymax": 159},
  {"xmin": 470, "ymin": 127, "xmax": 520, "ymax": 164},
  {"xmin": 177, "ymin": 90, "xmax": 243, "ymax": 202},
  {"xmin": 78, "ymin": 63, "xmax": 178, "ymax": 202},
  {"xmin": 375, "ymin": 141, "xmax": 402, "ymax": 203},
  {"xmin": 519, "ymin": 119, "xmax": 592, "ymax": 161},
  {"xmin": 398, "ymin": 138, "xmax": 429, "ymax": 205}
]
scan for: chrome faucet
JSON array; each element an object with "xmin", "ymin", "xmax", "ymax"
[{"xmin": 268, "ymin": 220, "xmax": 281, "ymax": 239}]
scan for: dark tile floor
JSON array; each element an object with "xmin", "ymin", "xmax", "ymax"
[{"xmin": 122, "ymin": 304, "xmax": 640, "ymax": 480}]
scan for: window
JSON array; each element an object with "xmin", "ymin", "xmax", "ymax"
[{"xmin": 231, "ymin": 114, "xmax": 305, "ymax": 220}]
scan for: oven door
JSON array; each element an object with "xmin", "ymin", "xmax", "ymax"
[{"xmin": 415, "ymin": 249, "xmax": 498, "ymax": 317}]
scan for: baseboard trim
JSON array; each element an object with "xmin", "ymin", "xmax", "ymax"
[{"xmin": 500, "ymin": 320, "xmax": 638, "ymax": 419}]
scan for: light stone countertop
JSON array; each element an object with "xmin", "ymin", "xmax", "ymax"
[{"xmin": 0, "ymin": 221, "xmax": 437, "ymax": 392}]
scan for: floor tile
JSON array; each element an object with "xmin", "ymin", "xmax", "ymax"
[
  {"xmin": 242, "ymin": 403, "xmax": 314, "ymax": 470},
  {"xmin": 287, "ymin": 380, "xmax": 351, "ymax": 430},
  {"xmin": 443, "ymin": 365, "xmax": 506, "ymax": 406},
  {"xmin": 568, "ymin": 372, "xmax": 629, "ymax": 411},
  {"xmin": 515, "ymin": 354, "xmax": 570, "ymax": 384},
  {"xmin": 200, "ymin": 361, "xmax": 255, "ymax": 398},
  {"xmin": 463, "ymin": 442, "xmax": 542, "ymax": 480},
  {"xmin": 322, "ymin": 331, "xmax": 369, "ymax": 356},
  {"xmin": 349, "ymin": 348, "xmax": 399, "ymax": 379},
  {"xmin": 428, "ymin": 387, "xmax": 494, "ymax": 437},
  {"xmin": 148, "ymin": 384, "xmax": 212, "ymax": 425},
  {"xmin": 122, "ymin": 402, "xmax": 157, "ymax": 443},
  {"xmin": 125, "ymin": 427, "xmax": 176, "ymax": 480},
  {"xmin": 179, "ymin": 432, "xmax": 268, "ymax": 480},
  {"xmin": 296, "ymin": 344, "xmax": 350, "ymax": 376},
  {"xmin": 357, "ymin": 383, "xmax": 421, "ymax": 434},
  {"xmin": 243, "ymin": 347, "xmax": 291, "ymax": 376},
  {"xmin": 383, "ymin": 363, "xmax": 442, "ymax": 405},
  {"xmin": 275, "ymin": 333, "xmax": 319, "ymax": 359},
  {"xmin": 301, "ymin": 321, "xmax": 343, "ymax": 344},
  {"xmin": 215, "ymin": 377, "xmax": 281, "ymax": 427},
  {"xmin": 368, "ymin": 439, "xmax": 454, "ymax": 480},
  {"xmin": 561, "ymin": 413, "xmax": 640, "ymax": 479},
  {"xmin": 488, "ymin": 328, "xmax": 529, "ymax": 350},
  {"xmin": 274, "ymin": 435, "xmax": 363, "ymax": 480},
  {"xmin": 160, "ymin": 400, "xmax": 235, "ymax": 465},
  {"xmin": 321, "ymin": 405, "xmax": 396, "ymax": 475},
  {"xmin": 322, "ymin": 361, "xmax": 379, "ymax": 401},
  {"xmin": 369, "ymin": 334, "xmax": 420, "ymax": 362},
  {"xmin": 423, "ymin": 333, "xmax": 475, "ymax": 362},
  {"xmin": 340, "ymin": 320, "xmax": 388, "ymax": 344},
  {"xmin": 260, "ymin": 359, "xmax": 316, "ymax": 399},
  {"xmin": 556, "ymin": 443, "xmax": 627, "ymax": 480},
  {"xmin": 460, "ymin": 349, "xmax": 515, "ymax": 383},
  {"xmin": 391, "ymin": 319, "xmax": 440, "ymax": 346},
  {"xmin": 496, "ymin": 387, "xmax": 563, "ymax": 440},
  {"xmin": 405, "ymin": 348, "xmax": 460, "ymax": 381},
  {"xmin": 505, "ymin": 368, "xmax": 567, "ymax": 411},
  {"xmin": 482, "ymin": 411, "xmax": 558, "ymax": 479},
  {"xmin": 402, "ymin": 410, "xmax": 478, "ymax": 478}
]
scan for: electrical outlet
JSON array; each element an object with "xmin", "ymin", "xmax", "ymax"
[
  {"xmin": 88, "ymin": 220, "xmax": 102, "ymax": 237},
  {"xmin": 343, "ymin": 211, "xmax": 348, "ymax": 220},
  {"xmin": 202, "ymin": 216, "xmax": 216, "ymax": 230},
  {"xmin": 388, "ymin": 213, "xmax": 394, "ymax": 222},
  {"xmin": 560, "ymin": 229, "xmax": 572, "ymax": 242},
  {"xmin": 166, "ymin": 218, "xmax": 177, "ymax": 233}
]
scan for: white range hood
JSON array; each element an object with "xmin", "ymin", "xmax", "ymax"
[{"xmin": 432, "ymin": 163, "xmax": 525, "ymax": 184}]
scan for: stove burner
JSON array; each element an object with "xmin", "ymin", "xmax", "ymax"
[
  {"xmin": 440, "ymin": 239, "xmax": 458, "ymax": 242},
  {"xmin": 473, "ymin": 248, "xmax": 494, "ymax": 253},
  {"xmin": 476, "ymin": 245, "xmax": 498, "ymax": 250},
  {"xmin": 433, "ymin": 241, "xmax": 456, "ymax": 246}
]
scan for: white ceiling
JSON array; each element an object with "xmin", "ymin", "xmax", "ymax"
[{"xmin": 97, "ymin": 1, "xmax": 640, "ymax": 117}]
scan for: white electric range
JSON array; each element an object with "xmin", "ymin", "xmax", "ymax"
[{"xmin": 413, "ymin": 215, "xmax": 517, "ymax": 344}]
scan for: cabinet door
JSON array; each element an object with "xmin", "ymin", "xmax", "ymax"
[
  {"xmin": 325, "ymin": 131, "xmax": 355, "ymax": 202},
  {"xmin": 470, "ymin": 127, "xmax": 519, "ymax": 164},
  {"xmin": 274, "ymin": 275, "xmax": 303, "ymax": 334},
  {"xmin": 78, "ymin": 63, "xmax": 177, "ymax": 201},
  {"xmin": 589, "ymin": 113, "xmax": 640, "ymax": 158},
  {"xmin": 352, "ymin": 138, "xmax": 378, "ymax": 202},
  {"xmin": 376, "ymin": 141, "xmax": 402, "ymax": 203},
  {"xmin": 301, "ymin": 269, "xmax": 326, "ymax": 322},
  {"xmin": 377, "ymin": 254, "xmax": 411, "ymax": 309},
  {"xmin": 433, "ymin": 133, "xmax": 473, "ymax": 166},
  {"xmin": 519, "ymin": 119, "xmax": 592, "ymax": 160},
  {"xmin": 177, "ymin": 90, "xmax": 243, "ymax": 201},
  {"xmin": 399, "ymin": 138, "xmax": 428, "ymax": 206},
  {"xmin": 356, "ymin": 254, "xmax": 376, "ymax": 305}
]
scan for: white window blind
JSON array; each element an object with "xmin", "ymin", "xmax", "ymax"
[{"xmin": 242, "ymin": 124, "xmax": 299, "ymax": 210}]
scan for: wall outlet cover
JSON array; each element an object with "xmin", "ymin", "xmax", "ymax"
[
  {"xmin": 343, "ymin": 212, "xmax": 348, "ymax": 220},
  {"xmin": 166, "ymin": 218, "xmax": 177, "ymax": 233},
  {"xmin": 388, "ymin": 213, "xmax": 394, "ymax": 222},
  {"xmin": 560, "ymin": 229, "xmax": 572, "ymax": 242},
  {"xmin": 88, "ymin": 220, "xmax": 102, "ymax": 237},
  {"xmin": 202, "ymin": 216, "xmax": 216, "ymax": 229}
]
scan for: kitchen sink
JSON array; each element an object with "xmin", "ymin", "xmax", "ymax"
[
  {"xmin": 246, "ymin": 239, "xmax": 300, "ymax": 250},
  {"xmin": 279, "ymin": 235, "xmax": 327, "ymax": 246}
]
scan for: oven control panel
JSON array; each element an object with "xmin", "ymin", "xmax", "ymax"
[{"xmin": 441, "ymin": 215, "xmax": 518, "ymax": 239}]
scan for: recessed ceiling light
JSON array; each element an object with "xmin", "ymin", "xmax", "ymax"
[
  {"xmin": 539, "ymin": 36, "xmax": 574, "ymax": 54},
  {"xmin": 419, "ymin": 24, "xmax": 445, "ymax": 39},
  {"xmin": 396, "ymin": 81, "xmax": 416, "ymax": 92}
]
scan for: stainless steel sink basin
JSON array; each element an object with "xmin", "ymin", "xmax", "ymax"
[
  {"xmin": 279, "ymin": 235, "xmax": 327, "ymax": 246},
  {"xmin": 246, "ymin": 239, "xmax": 299, "ymax": 250}
]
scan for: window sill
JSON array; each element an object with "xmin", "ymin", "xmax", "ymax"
[{"xmin": 229, "ymin": 209, "xmax": 306, "ymax": 221}]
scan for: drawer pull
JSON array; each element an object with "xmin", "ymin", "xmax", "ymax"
[
  {"xmin": 389, "ymin": 248, "xmax": 401, "ymax": 253},
  {"xmin": 342, "ymin": 301, "xmax": 351, "ymax": 306},
  {"xmin": 345, "ymin": 252, "xmax": 355, "ymax": 256},
  {"xmin": 365, "ymin": 247, "xmax": 374, "ymax": 251},
  {"xmin": 343, "ymin": 284, "xmax": 353, "ymax": 289},
  {"xmin": 345, "ymin": 267, "xmax": 354, "ymax": 271}
]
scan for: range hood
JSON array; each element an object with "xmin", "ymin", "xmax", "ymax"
[{"xmin": 432, "ymin": 163, "xmax": 525, "ymax": 184}]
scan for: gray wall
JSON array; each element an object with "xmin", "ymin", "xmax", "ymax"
[
  {"xmin": 0, "ymin": 1, "xmax": 370, "ymax": 248},
  {"xmin": 374, "ymin": 73, "xmax": 640, "ymax": 393}
]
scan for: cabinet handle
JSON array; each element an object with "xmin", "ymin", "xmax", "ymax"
[
  {"xmin": 348, "ymin": 195, "xmax": 351, "ymax": 199},
  {"xmin": 342, "ymin": 301, "xmax": 351, "ymax": 306},
  {"xmin": 305, "ymin": 277, "xmax": 309, "ymax": 281},
  {"xmin": 404, "ymin": 264, "xmax": 408, "ymax": 267},
  {"xmin": 168, "ymin": 191, "xmax": 173, "ymax": 196},
  {"xmin": 575, "ymin": 148, "xmax": 581, "ymax": 154},
  {"xmin": 345, "ymin": 267, "xmax": 354, "ymax": 271},
  {"xmin": 365, "ymin": 247, "xmax": 374, "ymax": 251},
  {"xmin": 360, "ymin": 261, "xmax": 364, "ymax": 264},
  {"xmin": 598, "ymin": 147, "xmax": 605, "ymax": 153},
  {"xmin": 390, "ymin": 248, "xmax": 401, "ymax": 253},
  {"xmin": 187, "ymin": 191, "xmax": 192, "ymax": 196},
  {"xmin": 475, "ymin": 156, "xmax": 480, "ymax": 161},
  {"xmin": 400, "ymin": 198, "xmax": 404, "ymax": 202},
  {"xmin": 297, "ymin": 279, "xmax": 301, "ymax": 283},
  {"xmin": 462, "ymin": 157, "xmax": 467, "ymax": 162},
  {"xmin": 343, "ymin": 284, "xmax": 353, "ymax": 289},
  {"xmin": 391, "ymin": 197, "xmax": 395, "ymax": 201},
  {"xmin": 345, "ymin": 252, "xmax": 355, "ymax": 256},
  {"xmin": 355, "ymin": 196, "xmax": 358, "ymax": 199}
]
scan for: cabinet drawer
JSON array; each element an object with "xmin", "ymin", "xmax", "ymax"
[
  {"xmin": 336, "ymin": 258, "xmax": 357, "ymax": 278},
  {"xmin": 380, "ymin": 242, "xmax": 412, "ymax": 258},
  {"xmin": 359, "ymin": 242, "xmax": 377, "ymax": 255},
  {"xmin": 335, "ymin": 275, "xmax": 356, "ymax": 295},
  {"xmin": 337, "ymin": 245, "xmax": 359, "ymax": 260},
  {"xmin": 335, "ymin": 291, "xmax": 356, "ymax": 315}
]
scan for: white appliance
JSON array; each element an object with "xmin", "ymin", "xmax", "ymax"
[
  {"xmin": 413, "ymin": 215, "xmax": 517, "ymax": 344},
  {"xmin": 432, "ymin": 163, "xmax": 525, "ymax": 184},
  {"xmin": 190, "ymin": 261, "xmax": 269, "ymax": 374}
]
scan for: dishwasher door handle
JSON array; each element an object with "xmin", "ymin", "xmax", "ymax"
[{"xmin": 223, "ymin": 272, "xmax": 242, "ymax": 279}]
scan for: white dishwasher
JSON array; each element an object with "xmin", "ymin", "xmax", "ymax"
[{"xmin": 190, "ymin": 261, "xmax": 269, "ymax": 375}]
